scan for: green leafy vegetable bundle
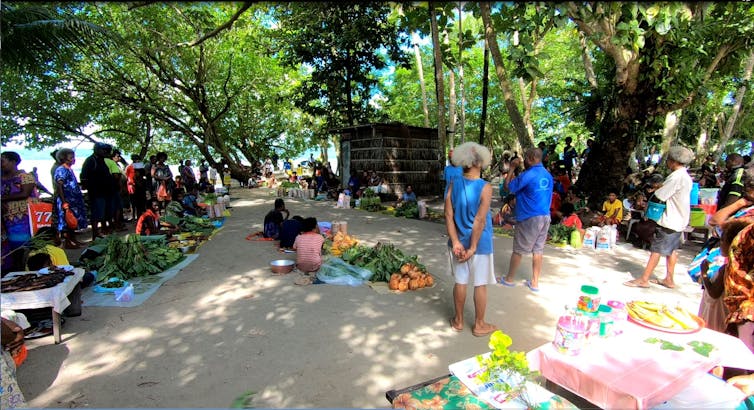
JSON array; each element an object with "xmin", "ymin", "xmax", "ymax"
[
  {"xmin": 340, "ymin": 242, "xmax": 425, "ymax": 282},
  {"xmin": 85, "ymin": 234, "xmax": 185, "ymax": 282}
]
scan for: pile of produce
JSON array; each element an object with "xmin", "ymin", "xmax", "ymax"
[
  {"xmin": 162, "ymin": 215, "xmax": 217, "ymax": 236},
  {"xmin": 280, "ymin": 181, "xmax": 300, "ymax": 188},
  {"xmin": 627, "ymin": 301, "xmax": 699, "ymax": 331},
  {"xmin": 83, "ymin": 234, "xmax": 184, "ymax": 282},
  {"xmin": 328, "ymin": 232, "xmax": 359, "ymax": 257},
  {"xmin": 547, "ymin": 224, "xmax": 576, "ymax": 245},
  {"xmin": 359, "ymin": 190, "xmax": 382, "ymax": 212},
  {"xmin": 388, "ymin": 262, "xmax": 434, "ymax": 291},
  {"xmin": 339, "ymin": 242, "xmax": 433, "ymax": 290},
  {"xmin": 394, "ymin": 202, "xmax": 419, "ymax": 219}
]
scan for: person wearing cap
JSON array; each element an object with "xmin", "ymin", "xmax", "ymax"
[
  {"xmin": 624, "ymin": 146, "xmax": 695, "ymax": 289},
  {"xmin": 80, "ymin": 142, "xmax": 115, "ymax": 240}
]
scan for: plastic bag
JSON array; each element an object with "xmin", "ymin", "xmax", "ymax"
[
  {"xmin": 316, "ymin": 257, "xmax": 373, "ymax": 286},
  {"xmin": 596, "ymin": 226, "xmax": 612, "ymax": 251},
  {"xmin": 570, "ymin": 229, "xmax": 582, "ymax": 249},
  {"xmin": 115, "ymin": 283, "xmax": 134, "ymax": 302},
  {"xmin": 583, "ymin": 227, "xmax": 599, "ymax": 249}
]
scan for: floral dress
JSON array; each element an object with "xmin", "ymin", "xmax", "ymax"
[
  {"xmin": 54, "ymin": 164, "xmax": 88, "ymax": 231},
  {"xmin": 1, "ymin": 172, "xmax": 38, "ymax": 270},
  {"xmin": 0, "ymin": 350, "xmax": 25, "ymax": 409}
]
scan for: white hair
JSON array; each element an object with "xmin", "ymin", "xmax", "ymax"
[
  {"xmin": 667, "ymin": 146, "xmax": 694, "ymax": 165},
  {"xmin": 451, "ymin": 142, "xmax": 492, "ymax": 169}
]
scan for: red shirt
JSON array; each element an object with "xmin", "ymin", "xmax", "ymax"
[
  {"xmin": 136, "ymin": 209, "xmax": 160, "ymax": 235},
  {"xmin": 562, "ymin": 214, "xmax": 583, "ymax": 230}
]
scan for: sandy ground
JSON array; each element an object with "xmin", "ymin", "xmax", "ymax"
[{"xmin": 15, "ymin": 185, "xmax": 706, "ymax": 408}]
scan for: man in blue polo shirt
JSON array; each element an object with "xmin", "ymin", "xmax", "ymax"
[
  {"xmin": 443, "ymin": 149, "xmax": 463, "ymax": 196},
  {"xmin": 500, "ymin": 148, "xmax": 553, "ymax": 292}
]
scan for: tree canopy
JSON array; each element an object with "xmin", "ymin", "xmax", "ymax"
[{"xmin": 2, "ymin": 2, "xmax": 753, "ymax": 196}]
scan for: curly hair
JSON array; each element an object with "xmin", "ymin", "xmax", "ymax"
[
  {"xmin": 55, "ymin": 148, "xmax": 74, "ymax": 163},
  {"xmin": 667, "ymin": 146, "xmax": 694, "ymax": 166},
  {"xmin": 451, "ymin": 142, "xmax": 491, "ymax": 169}
]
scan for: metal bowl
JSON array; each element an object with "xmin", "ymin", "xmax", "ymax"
[{"xmin": 270, "ymin": 259, "xmax": 295, "ymax": 274}]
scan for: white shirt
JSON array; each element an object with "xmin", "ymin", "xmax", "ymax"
[{"xmin": 654, "ymin": 167, "xmax": 692, "ymax": 232}]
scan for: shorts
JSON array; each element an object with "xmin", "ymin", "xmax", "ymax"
[
  {"xmin": 650, "ymin": 226, "xmax": 682, "ymax": 256},
  {"xmin": 513, "ymin": 215, "xmax": 551, "ymax": 254},
  {"xmin": 447, "ymin": 248, "xmax": 496, "ymax": 286},
  {"xmin": 89, "ymin": 196, "xmax": 109, "ymax": 221}
]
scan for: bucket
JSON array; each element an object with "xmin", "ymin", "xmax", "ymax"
[
  {"xmin": 690, "ymin": 208, "xmax": 706, "ymax": 227},
  {"xmin": 553, "ymin": 314, "xmax": 586, "ymax": 355},
  {"xmin": 645, "ymin": 201, "xmax": 666, "ymax": 222},
  {"xmin": 690, "ymin": 182, "xmax": 699, "ymax": 205}
]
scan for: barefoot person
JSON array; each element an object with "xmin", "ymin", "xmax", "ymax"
[
  {"xmin": 624, "ymin": 146, "xmax": 694, "ymax": 289},
  {"xmin": 445, "ymin": 142, "xmax": 498, "ymax": 337},
  {"xmin": 500, "ymin": 147, "xmax": 553, "ymax": 292}
]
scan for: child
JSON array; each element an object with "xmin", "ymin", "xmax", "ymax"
[
  {"xmin": 293, "ymin": 217, "xmax": 325, "ymax": 273},
  {"xmin": 596, "ymin": 192, "xmax": 623, "ymax": 226},
  {"xmin": 182, "ymin": 187, "xmax": 202, "ymax": 216},
  {"xmin": 501, "ymin": 194, "xmax": 516, "ymax": 227},
  {"xmin": 166, "ymin": 190, "xmax": 186, "ymax": 218},
  {"xmin": 263, "ymin": 198, "xmax": 290, "ymax": 239},
  {"xmin": 279, "ymin": 215, "xmax": 304, "ymax": 250},
  {"xmin": 561, "ymin": 202, "xmax": 585, "ymax": 242}
]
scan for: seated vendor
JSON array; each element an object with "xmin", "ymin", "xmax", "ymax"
[
  {"xmin": 279, "ymin": 215, "xmax": 304, "ymax": 250},
  {"xmin": 182, "ymin": 187, "xmax": 202, "ymax": 216},
  {"xmin": 594, "ymin": 192, "xmax": 623, "ymax": 226},
  {"xmin": 165, "ymin": 189, "xmax": 187, "ymax": 218},
  {"xmin": 293, "ymin": 217, "xmax": 325, "ymax": 273},
  {"xmin": 26, "ymin": 227, "xmax": 69, "ymax": 268},
  {"xmin": 136, "ymin": 199, "xmax": 164, "ymax": 235},
  {"xmin": 395, "ymin": 185, "xmax": 417, "ymax": 208}
]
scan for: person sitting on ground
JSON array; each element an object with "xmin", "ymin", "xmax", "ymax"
[
  {"xmin": 293, "ymin": 217, "xmax": 325, "ymax": 273},
  {"xmin": 136, "ymin": 199, "xmax": 163, "ymax": 236},
  {"xmin": 561, "ymin": 202, "xmax": 585, "ymax": 239},
  {"xmin": 396, "ymin": 185, "xmax": 417, "ymax": 208},
  {"xmin": 596, "ymin": 192, "xmax": 623, "ymax": 226},
  {"xmin": 182, "ymin": 187, "xmax": 202, "ymax": 216},
  {"xmin": 166, "ymin": 189, "xmax": 187, "ymax": 218},
  {"xmin": 289, "ymin": 171, "xmax": 299, "ymax": 184},
  {"xmin": 263, "ymin": 198, "xmax": 290, "ymax": 239},
  {"xmin": 279, "ymin": 215, "xmax": 304, "ymax": 250},
  {"xmin": 347, "ymin": 170, "xmax": 360, "ymax": 198},
  {"xmin": 367, "ymin": 170, "xmax": 384, "ymax": 194},
  {"xmin": 26, "ymin": 227, "xmax": 70, "ymax": 268}
]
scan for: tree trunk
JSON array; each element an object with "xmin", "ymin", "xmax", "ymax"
[
  {"xmin": 448, "ymin": 68, "xmax": 457, "ymax": 148},
  {"xmin": 579, "ymin": 31, "xmax": 599, "ymax": 90},
  {"xmin": 480, "ymin": 2, "xmax": 533, "ymax": 150},
  {"xmin": 716, "ymin": 51, "xmax": 754, "ymax": 158},
  {"xmin": 658, "ymin": 109, "xmax": 682, "ymax": 165},
  {"xmin": 430, "ymin": 3, "xmax": 447, "ymax": 151},
  {"xmin": 414, "ymin": 41, "xmax": 430, "ymax": 128},
  {"xmin": 479, "ymin": 39, "xmax": 489, "ymax": 145},
  {"xmin": 457, "ymin": 2, "xmax": 466, "ymax": 143},
  {"xmin": 519, "ymin": 78, "xmax": 536, "ymax": 141},
  {"xmin": 575, "ymin": 95, "xmax": 646, "ymax": 203}
]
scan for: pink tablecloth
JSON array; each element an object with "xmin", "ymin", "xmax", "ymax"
[{"xmin": 527, "ymin": 322, "xmax": 754, "ymax": 409}]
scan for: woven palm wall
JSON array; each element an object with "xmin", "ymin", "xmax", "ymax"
[{"xmin": 335, "ymin": 123, "xmax": 443, "ymax": 197}]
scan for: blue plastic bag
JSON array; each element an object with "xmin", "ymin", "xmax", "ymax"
[{"xmin": 316, "ymin": 257, "xmax": 373, "ymax": 286}]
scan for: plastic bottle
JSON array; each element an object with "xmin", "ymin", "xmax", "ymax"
[
  {"xmin": 607, "ymin": 300, "xmax": 627, "ymax": 336},
  {"xmin": 577, "ymin": 285, "xmax": 600, "ymax": 313},
  {"xmin": 597, "ymin": 304, "xmax": 614, "ymax": 337}
]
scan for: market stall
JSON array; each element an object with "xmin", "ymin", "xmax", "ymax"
[{"xmin": 1, "ymin": 267, "xmax": 84, "ymax": 344}]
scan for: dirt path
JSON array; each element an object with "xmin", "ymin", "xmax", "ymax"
[{"xmin": 17, "ymin": 186, "xmax": 703, "ymax": 408}]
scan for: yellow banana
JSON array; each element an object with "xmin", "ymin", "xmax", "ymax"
[{"xmin": 662, "ymin": 307, "xmax": 693, "ymax": 330}]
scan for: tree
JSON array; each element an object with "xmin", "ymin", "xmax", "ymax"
[
  {"xmin": 566, "ymin": 2, "xmax": 754, "ymax": 200},
  {"xmin": 272, "ymin": 2, "xmax": 409, "ymax": 131}
]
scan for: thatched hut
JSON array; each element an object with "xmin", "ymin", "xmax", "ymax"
[{"xmin": 332, "ymin": 123, "xmax": 443, "ymax": 197}]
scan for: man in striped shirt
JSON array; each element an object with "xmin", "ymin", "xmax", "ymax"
[{"xmin": 293, "ymin": 217, "xmax": 325, "ymax": 273}]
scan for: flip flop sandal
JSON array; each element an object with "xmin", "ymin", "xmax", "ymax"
[
  {"xmin": 525, "ymin": 280, "xmax": 540, "ymax": 293},
  {"xmin": 294, "ymin": 276, "xmax": 313, "ymax": 286},
  {"xmin": 449, "ymin": 318, "xmax": 463, "ymax": 332}
]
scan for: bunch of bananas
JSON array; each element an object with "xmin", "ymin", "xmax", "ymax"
[
  {"xmin": 627, "ymin": 301, "xmax": 699, "ymax": 330},
  {"xmin": 329, "ymin": 232, "xmax": 358, "ymax": 257}
]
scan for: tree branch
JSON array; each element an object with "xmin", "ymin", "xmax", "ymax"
[{"xmin": 176, "ymin": 2, "xmax": 253, "ymax": 47}]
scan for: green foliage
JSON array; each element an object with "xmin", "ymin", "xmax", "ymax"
[
  {"xmin": 548, "ymin": 224, "xmax": 575, "ymax": 245},
  {"xmin": 359, "ymin": 189, "xmax": 383, "ymax": 212},
  {"xmin": 394, "ymin": 201, "xmax": 419, "ymax": 219}
]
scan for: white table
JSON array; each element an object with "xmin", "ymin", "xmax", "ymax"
[{"xmin": 1, "ymin": 268, "xmax": 84, "ymax": 343}]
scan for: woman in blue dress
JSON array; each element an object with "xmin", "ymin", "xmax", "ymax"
[
  {"xmin": 445, "ymin": 142, "xmax": 498, "ymax": 337},
  {"xmin": 54, "ymin": 149, "xmax": 88, "ymax": 248}
]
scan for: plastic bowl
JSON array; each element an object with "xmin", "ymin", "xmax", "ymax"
[
  {"xmin": 179, "ymin": 245, "xmax": 197, "ymax": 253},
  {"xmin": 270, "ymin": 259, "xmax": 295, "ymax": 274}
]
